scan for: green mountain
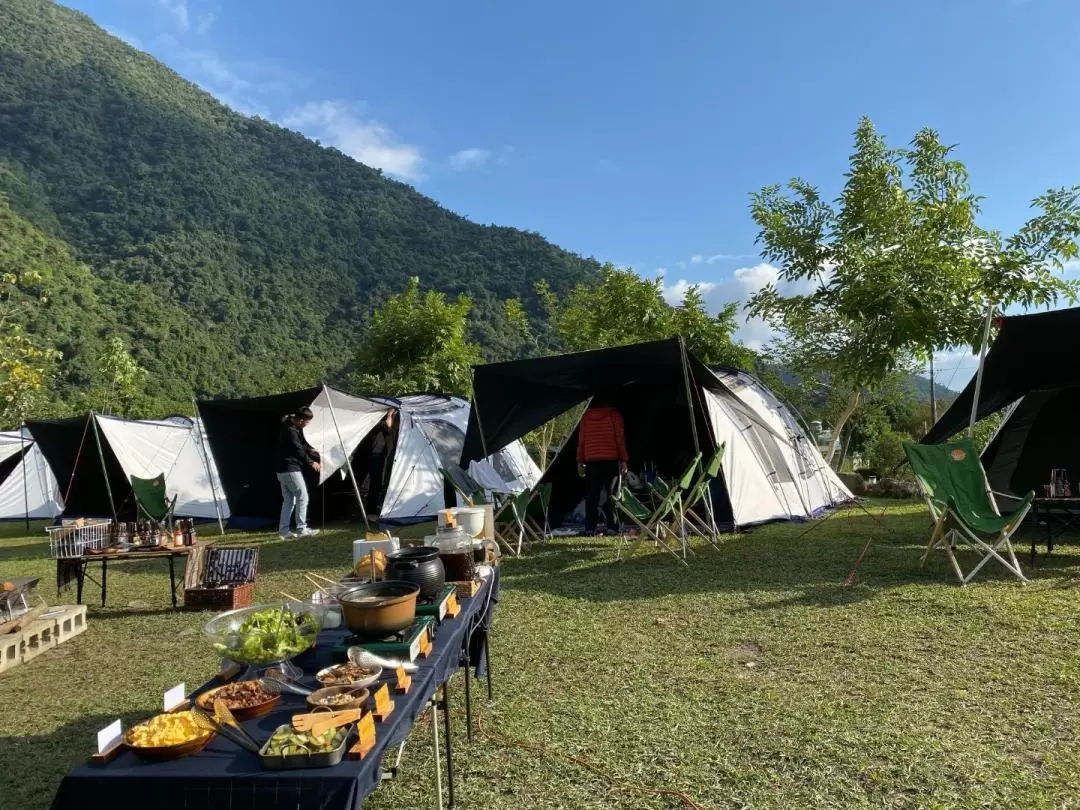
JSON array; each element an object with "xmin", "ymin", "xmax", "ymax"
[{"xmin": 0, "ymin": 0, "xmax": 601, "ymax": 415}]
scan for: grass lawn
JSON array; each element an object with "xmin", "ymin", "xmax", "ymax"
[{"xmin": 2, "ymin": 502, "xmax": 1080, "ymax": 809}]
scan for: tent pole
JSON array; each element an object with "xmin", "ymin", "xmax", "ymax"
[
  {"xmin": 323, "ymin": 385, "xmax": 370, "ymax": 532},
  {"xmin": 191, "ymin": 399, "xmax": 226, "ymax": 535},
  {"xmin": 21, "ymin": 428, "xmax": 30, "ymax": 532},
  {"xmin": 470, "ymin": 368, "xmax": 491, "ymax": 462},
  {"xmin": 91, "ymin": 413, "xmax": 119, "ymax": 523},
  {"xmin": 967, "ymin": 304, "xmax": 995, "ymax": 437},
  {"xmin": 678, "ymin": 339, "xmax": 701, "ymax": 453}
]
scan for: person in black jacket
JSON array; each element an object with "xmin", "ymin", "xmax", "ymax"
[
  {"xmin": 363, "ymin": 410, "xmax": 396, "ymax": 515},
  {"xmin": 277, "ymin": 406, "xmax": 321, "ymax": 539}
]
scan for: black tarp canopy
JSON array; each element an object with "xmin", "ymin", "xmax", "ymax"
[
  {"xmin": 923, "ymin": 308, "xmax": 1080, "ymax": 444},
  {"xmin": 26, "ymin": 414, "xmax": 130, "ymax": 518},
  {"xmin": 461, "ymin": 338, "xmax": 729, "ymax": 527}
]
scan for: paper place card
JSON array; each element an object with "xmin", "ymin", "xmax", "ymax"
[
  {"xmin": 164, "ymin": 683, "xmax": 186, "ymax": 711},
  {"xmin": 97, "ymin": 719, "xmax": 122, "ymax": 754}
]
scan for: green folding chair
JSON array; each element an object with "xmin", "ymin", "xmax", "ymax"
[
  {"xmin": 644, "ymin": 454, "xmax": 702, "ymax": 557},
  {"xmin": 130, "ymin": 474, "xmax": 178, "ymax": 530},
  {"xmin": 903, "ymin": 439, "xmax": 1032, "ymax": 585},
  {"xmin": 493, "ymin": 488, "xmax": 539, "ymax": 556},
  {"xmin": 613, "ymin": 456, "xmax": 700, "ymax": 565},
  {"xmin": 530, "ymin": 482, "xmax": 553, "ymax": 541},
  {"xmin": 441, "ymin": 466, "xmax": 487, "ymax": 507},
  {"xmin": 678, "ymin": 444, "xmax": 726, "ymax": 547}
]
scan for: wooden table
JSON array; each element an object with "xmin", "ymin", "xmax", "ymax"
[{"xmin": 56, "ymin": 543, "xmax": 211, "ymax": 609}]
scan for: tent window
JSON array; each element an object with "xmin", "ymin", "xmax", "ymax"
[
  {"xmin": 416, "ymin": 420, "xmax": 466, "ymax": 471},
  {"xmin": 491, "ymin": 449, "xmax": 517, "ymax": 483}
]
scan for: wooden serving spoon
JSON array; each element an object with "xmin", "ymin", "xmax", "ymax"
[{"xmin": 292, "ymin": 708, "xmax": 363, "ymax": 737}]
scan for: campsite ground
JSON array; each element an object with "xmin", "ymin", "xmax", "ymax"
[{"xmin": 2, "ymin": 503, "xmax": 1079, "ymax": 809}]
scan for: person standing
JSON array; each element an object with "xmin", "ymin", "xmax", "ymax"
[
  {"xmin": 576, "ymin": 397, "xmax": 629, "ymax": 534},
  {"xmin": 364, "ymin": 410, "xmax": 396, "ymax": 515},
  {"xmin": 277, "ymin": 406, "xmax": 321, "ymax": 539}
]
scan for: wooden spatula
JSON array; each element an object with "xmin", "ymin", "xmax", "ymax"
[{"xmin": 292, "ymin": 709, "xmax": 363, "ymax": 737}]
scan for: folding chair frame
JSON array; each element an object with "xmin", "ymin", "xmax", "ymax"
[
  {"xmin": 917, "ymin": 486, "xmax": 1031, "ymax": 585},
  {"xmin": 612, "ymin": 485, "xmax": 688, "ymax": 567},
  {"xmin": 131, "ymin": 476, "xmax": 178, "ymax": 532}
]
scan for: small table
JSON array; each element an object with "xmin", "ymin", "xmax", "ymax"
[
  {"xmin": 1029, "ymin": 498, "xmax": 1080, "ymax": 563},
  {"xmin": 56, "ymin": 543, "xmax": 210, "ymax": 609}
]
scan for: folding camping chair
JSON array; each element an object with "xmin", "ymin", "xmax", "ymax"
[
  {"xmin": 675, "ymin": 445, "xmax": 726, "ymax": 548},
  {"xmin": 902, "ymin": 439, "xmax": 1032, "ymax": 585},
  {"xmin": 613, "ymin": 457, "xmax": 700, "ymax": 565},
  {"xmin": 130, "ymin": 474, "xmax": 178, "ymax": 531},
  {"xmin": 530, "ymin": 482, "xmax": 552, "ymax": 542},
  {"xmin": 644, "ymin": 453, "xmax": 702, "ymax": 558},
  {"xmin": 493, "ymin": 489, "xmax": 541, "ymax": 556},
  {"xmin": 441, "ymin": 465, "xmax": 488, "ymax": 507}
]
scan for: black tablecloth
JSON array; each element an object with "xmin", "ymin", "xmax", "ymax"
[{"xmin": 51, "ymin": 568, "xmax": 499, "ymax": 810}]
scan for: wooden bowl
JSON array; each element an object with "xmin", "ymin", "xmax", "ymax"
[
  {"xmin": 195, "ymin": 684, "xmax": 281, "ymax": 721},
  {"xmin": 124, "ymin": 727, "xmax": 215, "ymax": 761},
  {"xmin": 306, "ymin": 685, "xmax": 370, "ymax": 712}
]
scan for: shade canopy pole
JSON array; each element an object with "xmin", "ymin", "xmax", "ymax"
[
  {"xmin": 967, "ymin": 304, "xmax": 996, "ymax": 437},
  {"xmin": 323, "ymin": 385, "xmax": 370, "ymax": 532},
  {"xmin": 191, "ymin": 398, "xmax": 226, "ymax": 535},
  {"xmin": 678, "ymin": 338, "xmax": 701, "ymax": 453},
  {"xmin": 90, "ymin": 413, "xmax": 118, "ymax": 523},
  {"xmin": 20, "ymin": 428, "xmax": 30, "ymax": 532}
]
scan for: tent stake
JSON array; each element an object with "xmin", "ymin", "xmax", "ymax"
[
  {"xmin": 323, "ymin": 385, "xmax": 370, "ymax": 532},
  {"xmin": 90, "ymin": 413, "xmax": 119, "ymax": 523},
  {"xmin": 191, "ymin": 399, "xmax": 227, "ymax": 535},
  {"xmin": 968, "ymin": 303, "xmax": 996, "ymax": 437}
]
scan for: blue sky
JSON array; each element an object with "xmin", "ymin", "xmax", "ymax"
[{"xmin": 62, "ymin": 0, "xmax": 1080, "ymax": 391}]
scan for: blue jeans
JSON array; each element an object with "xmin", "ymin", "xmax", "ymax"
[{"xmin": 277, "ymin": 471, "xmax": 309, "ymax": 535}]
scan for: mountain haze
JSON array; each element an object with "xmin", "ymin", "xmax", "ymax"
[{"xmin": 0, "ymin": 0, "xmax": 601, "ymax": 413}]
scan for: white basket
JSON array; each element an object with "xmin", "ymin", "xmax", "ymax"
[{"xmin": 46, "ymin": 520, "xmax": 112, "ymax": 559}]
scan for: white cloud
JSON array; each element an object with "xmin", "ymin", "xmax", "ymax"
[
  {"xmin": 661, "ymin": 279, "xmax": 717, "ymax": 305},
  {"xmin": 706, "ymin": 252, "xmax": 755, "ymax": 264},
  {"xmin": 449, "ymin": 148, "xmax": 491, "ymax": 171},
  {"xmin": 690, "ymin": 254, "xmax": 704, "ymax": 264},
  {"xmin": 285, "ymin": 101, "xmax": 423, "ymax": 181},
  {"xmin": 159, "ymin": 0, "xmax": 190, "ymax": 31},
  {"xmin": 195, "ymin": 12, "xmax": 216, "ymax": 34}
]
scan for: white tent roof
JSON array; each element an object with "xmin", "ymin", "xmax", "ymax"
[
  {"xmin": 0, "ymin": 429, "xmax": 63, "ymax": 520},
  {"xmin": 706, "ymin": 369, "xmax": 852, "ymax": 527},
  {"xmin": 94, "ymin": 415, "xmax": 231, "ymax": 520},
  {"xmin": 311, "ymin": 387, "xmax": 392, "ymax": 485},
  {"xmin": 378, "ymin": 395, "xmax": 541, "ymax": 522}
]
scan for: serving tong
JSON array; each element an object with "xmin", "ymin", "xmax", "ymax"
[
  {"xmin": 261, "ymin": 671, "xmax": 313, "ymax": 697},
  {"xmin": 348, "ymin": 646, "xmax": 417, "ymax": 673},
  {"xmin": 190, "ymin": 702, "xmax": 261, "ymax": 754}
]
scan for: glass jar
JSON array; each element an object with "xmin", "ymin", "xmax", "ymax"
[{"xmin": 436, "ymin": 523, "xmax": 475, "ymax": 582}]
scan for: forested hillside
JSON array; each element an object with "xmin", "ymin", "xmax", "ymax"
[{"xmin": 0, "ymin": 0, "xmax": 601, "ymax": 414}]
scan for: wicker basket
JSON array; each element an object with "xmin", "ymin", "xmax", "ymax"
[{"xmin": 183, "ymin": 582, "xmax": 255, "ymax": 611}]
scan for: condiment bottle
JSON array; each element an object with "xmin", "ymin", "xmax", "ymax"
[{"xmin": 173, "ymin": 525, "xmax": 184, "ymax": 547}]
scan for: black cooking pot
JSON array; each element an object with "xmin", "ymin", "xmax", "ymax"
[{"xmin": 385, "ymin": 546, "xmax": 445, "ymax": 602}]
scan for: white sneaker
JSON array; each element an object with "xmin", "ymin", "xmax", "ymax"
[
  {"xmin": 278, "ymin": 532, "xmax": 295, "ymax": 540},
  {"xmin": 296, "ymin": 528, "xmax": 320, "ymax": 538}
]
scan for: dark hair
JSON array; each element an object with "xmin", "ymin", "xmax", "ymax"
[{"xmin": 283, "ymin": 406, "xmax": 314, "ymax": 424}]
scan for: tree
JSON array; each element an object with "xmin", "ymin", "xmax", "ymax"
[
  {"xmin": 537, "ymin": 263, "xmax": 754, "ymax": 368},
  {"xmin": 349, "ymin": 277, "xmax": 482, "ymax": 396},
  {"xmin": 94, "ymin": 336, "xmax": 147, "ymax": 416},
  {"xmin": 748, "ymin": 117, "xmax": 1080, "ymax": 461}
]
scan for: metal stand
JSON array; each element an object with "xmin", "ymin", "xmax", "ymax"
[{"xmin": 440, "ymin": 682, "xmax": 456, "ymax": 810}]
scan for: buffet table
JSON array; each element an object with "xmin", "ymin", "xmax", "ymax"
[{"xmin": 51, "ymin": 568, "xmax": 500, "ymax": 810}]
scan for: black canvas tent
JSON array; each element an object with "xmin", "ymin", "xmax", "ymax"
[
  {"xmin": 197, "ymin": 386, "xmax": 390, "ymax": 526},
  {"xmin": 922, "ymin": 307, "xmax": 1080, "ymax": 498},
  {"xmin": 461, "ymin": 338, "xmax": 729, "ymax": 527},
  {"xmin": 26, "ymin": 414, "xmax": 129, "ymax": 519}
]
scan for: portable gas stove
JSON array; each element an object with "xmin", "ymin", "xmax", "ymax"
[
  {"xmin": 331, "ymin": 615, "xmax": 437, "ymax": 664},
  {"xmin": 415, "ymin": 584, "xmax": 457, "ymax": 623}
]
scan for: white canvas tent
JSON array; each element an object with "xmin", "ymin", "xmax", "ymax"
[
  {"xmin": 705, "ymin": 368, "xmax": 852, "ymax": 528},
  {"xmin": 376, "ymin": 395, "xmax": 541, "ymax": 522},
  {"xmin": 93, "ymin": 415, "xmax": 232, "ymax": 522},
  {"xmin": 0, "ymin": 429, "xmax": 63, "ymax": 520}
]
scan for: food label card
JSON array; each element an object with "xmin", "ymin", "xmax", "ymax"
[
  {"xmin": 96, "ymin": 720, "xmax": 122, "ymax": 754},
  {"xmin": 164, "ymin": 683, "xmax": 186, "ymax": 712}
]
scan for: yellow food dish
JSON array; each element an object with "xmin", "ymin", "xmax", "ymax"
[{"xmin": 127, "ymin": 711, "xmax": 208, "ymax": 748}]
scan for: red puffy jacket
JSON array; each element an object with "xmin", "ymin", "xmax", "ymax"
[{"xmin": 577, "ymin": 406, "xmax": 628, "ymax": 464}]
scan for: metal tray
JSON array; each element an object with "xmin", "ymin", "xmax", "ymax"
[{"xmin": 258, "ymin": 724, "xmax": 353, "ymax": 770}]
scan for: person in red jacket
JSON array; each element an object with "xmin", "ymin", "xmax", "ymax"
[{"xmin": 577, "ymin": 397, "xmax": 629, "ymax": 534}]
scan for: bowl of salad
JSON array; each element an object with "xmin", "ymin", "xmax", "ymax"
[{"xmin": 204, "ymin": 603, "xmax": 322, "ymax": 667}]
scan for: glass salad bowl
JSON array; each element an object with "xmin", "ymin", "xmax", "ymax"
[{"xmin": 203, "ymin": 603, "xmax": 322, "ymax": 672}]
